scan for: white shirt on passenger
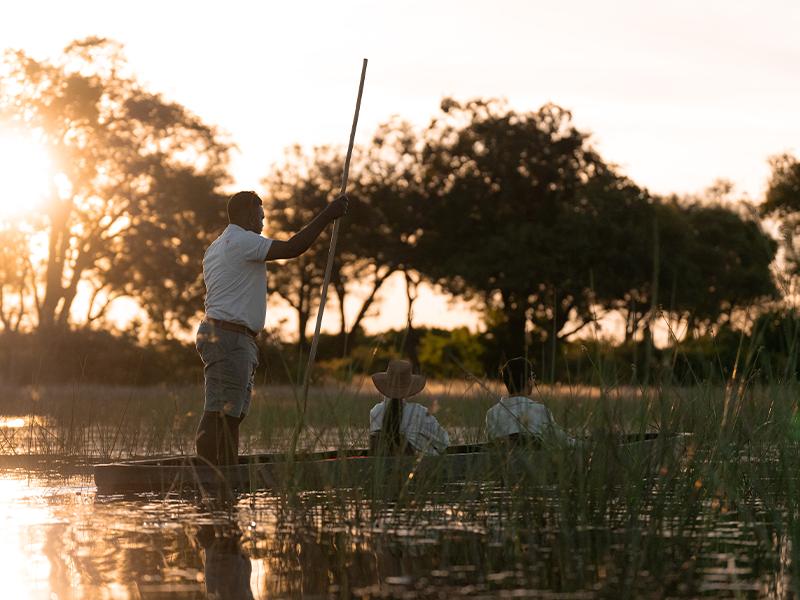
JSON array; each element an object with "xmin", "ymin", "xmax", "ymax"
[
  {"xmin": 485, "ymin": 396, "xmax": 575, "ymax": 447},
  {"xmin": 203, "ymin": 224, "xmax": 273, "ymax": 333},
  {"xmin": 370, "ymin": 398, "xmax": 450, "ymax": 456}
]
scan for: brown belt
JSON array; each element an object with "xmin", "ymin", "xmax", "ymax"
[{"xmin": 204, "ymin": 317, "xmax": 259, "ymax": 339}]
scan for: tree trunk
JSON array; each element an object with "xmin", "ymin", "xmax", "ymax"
[
  {"xmin": 297, "ymin": 287, "xmax": 311, "ymax": 357},
  {"xmin": 55, "ymin": 250, "xmax": 93, "ymax": 329},
  {"xmin": 330, "ymin": 266, "xmax": 398, "ymax": 357},
  {"xmin": 404, "ymin": 271, "xmax": 419, "ymax": 328},
  {"xmin": 347, "ymin": 267, "xmax": 397, "ymax": 352},
  {"xmin": 38, "ymin": 195, "xmax": 74, "ymax": 333},
  {"xmin": 332, "ymin": 276, "xmax": 348, "ymax": 357}
]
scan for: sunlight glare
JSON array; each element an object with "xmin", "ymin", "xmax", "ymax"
[
  {"xmin": 0, "ymin": 477, "xmax": 52, "ymax": 598},
  {"xmin": 0, "ymin": 133, "xmax": 53, "ymax": 218}
]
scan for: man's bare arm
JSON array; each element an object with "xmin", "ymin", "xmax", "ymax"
[{"xmin": 265, "ymin": 196, "xmax": 348, "ymax": 261}]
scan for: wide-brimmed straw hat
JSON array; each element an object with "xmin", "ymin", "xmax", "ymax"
[{"xmin": 372, "ymin": 359, "xmax": 426, "ymax": 399}]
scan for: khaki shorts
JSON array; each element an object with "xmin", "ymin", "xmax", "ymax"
[{"xmin": 196, "ymin": 321, "xmax": 259, "ymax": 418}]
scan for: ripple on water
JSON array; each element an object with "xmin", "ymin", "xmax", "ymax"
[{"xmin": 0, "ymin": 473, "xmax": 795, "ymax": 598}]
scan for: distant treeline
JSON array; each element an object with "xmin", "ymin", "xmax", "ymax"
[
  {"xmin": 3, "ymin": 38, "xmax": 800, "ymax": 383},
  {"xmin": 1, "ymin": 310, "xmax": 798, "ymax": 387}
]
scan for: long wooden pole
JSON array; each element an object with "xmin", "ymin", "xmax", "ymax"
[{"xmin": 300, "ymin": 58, "xmax": 368, "ymax": 415}]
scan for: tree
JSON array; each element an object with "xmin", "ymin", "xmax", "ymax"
[
  {"xmin": 596, "ymin": 185, "xmax": 777, "ymax": 345},
  {"xmin": 0, "ymin": 37, "xmax": 231, "ymax": 336},
  {"xmin": 262, "ymin": 145, "xmax": 341, "ymax": 355},
  {"xmin": 0, "ymin": 216, "xmax": 37, "ymax": 333},
  {"xmin": 404, "ymin": 98, "xmax": 646, "ymax": 362},
  {"xmin": 761, "ymin": 153, "xmax": 800, "ymax": 278},
  {"xmin": 417, "ymin": 327, "xmax": 485, "ymax": 379},
  {"xmin": 670, "ymin": 198, "xmax": 777, "ymax": 335},
  {"xmin": 400, "ymin": 98, "xmax": 777, "ymax": 369},
  {"xmin": 336, "ymin": 117, "xmax": 432, "ymax": 349},
  {"xmin": 263, "ymin": 126, "xmax": 428, "ymax": 355}
]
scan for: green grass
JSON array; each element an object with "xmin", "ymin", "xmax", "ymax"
[{"xmin": 2, "ymin": 370, "xmax": 800, "ymax": 594}]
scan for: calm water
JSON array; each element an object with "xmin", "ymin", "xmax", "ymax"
[{"xmin": 0, "ymin": 471, "xmax": 794, "ymax": 599}]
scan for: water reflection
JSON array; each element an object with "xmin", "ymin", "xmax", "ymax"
[
  {"xmin": 197, "ymin": 519, "xmax": 254, "ymax": 599},
  {"xmin": 0, "ymin": 416, "xmax": 26, "ymax": 428},
  {"xmin": 0, "ymin": 474, "xmax": 795, "ymax": 598}
]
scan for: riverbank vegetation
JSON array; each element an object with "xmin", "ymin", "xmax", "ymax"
[
  {"xmin": 1, "ymin": 316, "xmax": 799, "ymax": 595},
  {"xmin": 1, "ymin": 302, "xmax": 798, "ymax": 389},
  {"xmin": 2, "ymin": 368, "xmax": 799, "ymax": 595}
]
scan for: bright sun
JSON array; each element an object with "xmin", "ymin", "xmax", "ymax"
[{"xmin": 0, "ymin": 132, "xmax": 53, "ymax": 218}]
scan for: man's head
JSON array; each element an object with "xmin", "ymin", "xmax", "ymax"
[
  {"xmin": 500, "ymin": 357, "xmax": 536, "ymax": 395},
  {"xmin": 227, "ymin": 191, "xmax": 264, "ymax": 234}
]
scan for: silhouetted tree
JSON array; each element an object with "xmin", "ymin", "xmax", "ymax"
[
  {"xmin": 0, "ymin": 216, "xmax": 37, "ymax": 333},
  {"xmin": 608, "ymin": 187, "xmax": 777, "ymax": 344},
  {"xmin": 401, "ymin": 98, "xmax": 777, "ymax": 365},
  {"xmin": 262, "ymin": 145, "xmax": 340, "ymax": 355},
  {"xmin": 340, "ymin": 118, "xmax": 431, "ymax": 347},
  {"xmin": 404, "ymin": 98, "xmax": 646, "ymax": 360},
  {"xmin": 264, "ymin": 97, "xmax": 778, "ymax": 370},
  {"xmin": 672, "ymin": 199, "xmax": 777, "ymax": 334},
  {"xmin": 263, "ymin": 127, "xmax": 427, "ymax": 355},
  {"xmin": 761, "ymin": 153, "xmax": 800, "ymax": 277},
  {"xmin": 0, "ymin": 37, "xmax": 231, "ymax": 336}
]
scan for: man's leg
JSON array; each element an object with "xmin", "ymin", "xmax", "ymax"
[
  {"xmin": 196, "ymin": 410, "xmax": 221, "ymax": 465},
  {"xmin": 218, "ymin": 412, "xmax": 246, "ymax": 466},
  {"xmin": 196, "ymin": 411, "xmax": 246, "ymax": 466},
  {"xmin": 195, "ymin": 322, "xmax": 257, "ymax": 466}
]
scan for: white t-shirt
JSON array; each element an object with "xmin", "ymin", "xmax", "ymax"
[
  {"xmin": 203, "ymin": 224, "xmax": 273, "ymax": 333},
  {"xmin": 370, "ymin": 398, "xmax": 450, "ymax": 456},
  {"xmin": 485, "ymin": 396, "xmax": 575, "ymax": 447}
]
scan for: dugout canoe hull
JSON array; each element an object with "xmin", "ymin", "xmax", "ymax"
[{"xmin": 93, "ymin": 432, "xmax": 693, "ymax": 495}]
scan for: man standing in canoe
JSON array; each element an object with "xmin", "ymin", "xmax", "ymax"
[
  {"xmin": 485, "ymin": 357, "xmax": 576, "ymax": 448},
  {"xmin": 196, "ymin": 190, "xmax": 348, "ymax": 466}
]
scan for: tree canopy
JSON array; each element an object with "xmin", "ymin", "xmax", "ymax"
[
  {"xmin": 259, "ymin": 98, "xmax": 778, "ymax": 370},
  {"xmin": 0, "ymin": 37, "xmax": 231, "ymax": 336},
  {"xmin": 400, "ymin": 99, "xmax": 659, "ymax": 358},
  {"xmin": 761, "ymin": 153, "xmax": 800, "ymax": 278},
  {"xmin": 261, "ymin": 145, "xmax": 342, "ymax": 354},
  {"xmin": 379, "ymin": 99, "xmax": 777, "ymax": 363},
  {"xmin": 262, "ymin": 132, "xmax": 425, "ymax": 355}
]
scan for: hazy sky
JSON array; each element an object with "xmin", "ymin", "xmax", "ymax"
[{"xmin": 2, "ymin": 0, "xmax": 799, "ymax": 335}]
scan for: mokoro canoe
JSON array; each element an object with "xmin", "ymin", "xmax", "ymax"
[{"xmin": 93, "ymin": 432, "xmax": 693, "ymax": 495}]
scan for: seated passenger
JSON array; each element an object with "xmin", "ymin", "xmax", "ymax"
[
  {"xmin": 369, "ymin": 359, "xmax": 450, "ymax": 456},
  {"xmin": 485, "ymin": 358, "xmax": 575, "ymax": 448}
]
